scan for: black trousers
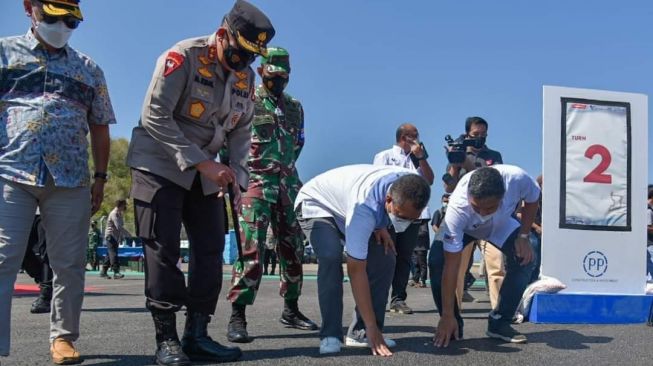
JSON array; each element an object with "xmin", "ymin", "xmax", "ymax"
[
  {"xmin": 133, "ymin": 171, "xmax": 225, "ymax": 314},
  {"xmin": 103, "ymin": 236, "xmax": 120, "ymax": 272},
  {"xmin": 390, "ymin": 222, "xmax": 420, "ymax": 304},
  {"xmin": 412, "ymin": 250, "xmax": 428, "ymax": 284},
  {"xmin": 263, "ymin": 248, "xmax": 277, "ymax": 275},
  {"xmin": 429, "ymin": 229, "xmax": 535, "ymax": 329},
  {"xmin": 21, "ymin": 215, "xmax": 52, "ymax": 284}
]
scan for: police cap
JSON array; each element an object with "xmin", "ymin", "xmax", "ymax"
[{"xmin": 225, "ymin": 0, "xmax": 275, "ymax": 57}]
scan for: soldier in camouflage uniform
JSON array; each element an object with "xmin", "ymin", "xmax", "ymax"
[{"xmin": 226, "ymin": 47, "xmax": 317, "ymax": 343}]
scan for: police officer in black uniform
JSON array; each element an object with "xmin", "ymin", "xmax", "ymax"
[{"xmin": 126, "ymin": 1, "xmax": 275, "ymax": 365}]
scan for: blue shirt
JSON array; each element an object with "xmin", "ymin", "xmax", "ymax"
[{"xmin": 0, "ymin": 30, "xmax": 116, "ymax": 188}]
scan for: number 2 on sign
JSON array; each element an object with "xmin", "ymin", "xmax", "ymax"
[{"xmin": 583, "ymin": 144, "xmax": 612, "ymax": 184}]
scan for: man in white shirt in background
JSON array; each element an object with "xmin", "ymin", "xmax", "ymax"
[
  {"xmin": 295, "ymin": 164, "xmax": 431, "ymax": 356},
  {"xmin": 431, "ymin": 165, "xmax": 540, "ymax": 346},
  {"xmin": 373, "ymin": 123, "xmax": 434, "ymax": 314}
]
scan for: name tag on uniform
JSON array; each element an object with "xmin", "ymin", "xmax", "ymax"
[{"xmin": 191, "ymin": 86, "xmax": 213, "ymax": 102}]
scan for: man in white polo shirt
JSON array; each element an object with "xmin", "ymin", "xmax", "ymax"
[
  {"xmin": 373, "ymin": 123, "xmax": 434, "ymax": 314},
  {"xmin": 295, "ymin": 164, "xmax": 431, "ymax": 356},
  {"xmin": 431, "ymin": 165, "xmax": 540, "ymax": 346}
]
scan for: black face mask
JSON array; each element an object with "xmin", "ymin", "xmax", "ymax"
[
  {"xmin": 223, "ymin": 43, "xmax": 256, "ymax": 72},
  {"xmin": 263, "ymin": 75, "xmax": 288, "ymax": 96}
]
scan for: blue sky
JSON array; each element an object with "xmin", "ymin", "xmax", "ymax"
[{"xmin": 2, "ymin": 0, "xmax": 652, "ymax": 206}]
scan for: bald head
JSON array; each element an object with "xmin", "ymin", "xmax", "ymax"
[
  {"xmin": 395, "ymin": 123, "xmax": 419, "ymax": 154},
  {"xmin": 395, "ymin": 123, "xmax": 417, "ymax": 143}
]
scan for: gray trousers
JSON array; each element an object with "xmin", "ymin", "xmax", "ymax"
[
  {"xmin": 0, "ymin": 177, "xmax": 90, "ymax": 356},
  {"xmin": 298, "ymin": 217, "xmax": 396, "ymax": 341}
]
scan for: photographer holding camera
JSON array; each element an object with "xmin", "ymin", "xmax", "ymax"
[
  {"xmin": 441, "ymin": 117, "xmax": 505, "ymax": 309},
  {"xmin": 372, "ymin": 123, "xmax": 433, "ymax": 315},
  {"xmin": 443, "ymin": 117, "xmax": 503, "ymax": 193}
]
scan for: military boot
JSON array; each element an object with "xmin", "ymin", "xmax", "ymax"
[
  {"xmin": 280, "ymin": 299, "xmax": 318, "ymax": 330},
  {"xmin": 182, "ymin": 312, "xmax": 242, "ymax": 363},
  {"xmin": 30, "ymin": 281, "xmax": 52, "ymax": 314},
  {"xmin": 152, "ymin": 312, "xmax": 190, "ymax": 366},
  {"xmin": 226, "ymin": 303, "xmax": 252, "ymax": 343}
]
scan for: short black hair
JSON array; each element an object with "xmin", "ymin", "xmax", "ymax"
[
  {"xmin": 115, "ymin": 199, "xmax": 127, "ymax": 208},
  {"xmin": 389, "ymin": 174, "xmax": 431, "ymax": 211},
  {"xmin": 648, "ymin": 185, "xmax": 653, "ymax": 200},
  {"xmin": 465, "ymin": 116, "xmax": 488, "ymax": 134},
  {"xmin": 468, "ymin": 167, "xmax": 505, "ymax": 200},
  {"xmin": 442, "ymin": 193, "xmax": 450, "ymax": 200}
]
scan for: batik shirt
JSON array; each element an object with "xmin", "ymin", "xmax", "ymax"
[{"xmin": 0, "ymin": 30, "xmax": 116, "ymax": 188}]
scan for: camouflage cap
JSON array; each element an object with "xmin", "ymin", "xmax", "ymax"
[{"xmin": 261, "ymin": 47, "xmax": 290, "ymax": 74}]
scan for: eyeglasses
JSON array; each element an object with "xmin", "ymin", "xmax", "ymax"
[{"xmin": 34, "ymin": 4, "xmax": 81, "ymax": 29}]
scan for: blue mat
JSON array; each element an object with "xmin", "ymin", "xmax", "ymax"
[{"xmin": 530, "ymin": 293, "xmax": 653, "ymax": 324}]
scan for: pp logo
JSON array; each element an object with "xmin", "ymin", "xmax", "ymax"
[{"xmin": 583, "ymin": 251, "xmax": 608, "ymax": 278}]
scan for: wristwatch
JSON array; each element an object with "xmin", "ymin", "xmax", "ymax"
[
  {"xmin": 94, "ymin": 172, "xmax": 109, "ymax": 181},
  {"xmin": 518, "ymin": 233, "xmax": 529, "ymax": 239}
]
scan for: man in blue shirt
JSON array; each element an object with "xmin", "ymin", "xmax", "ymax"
[{"xmin": 0, "ymin": 1, "xmax": 114, "ymax": 363}]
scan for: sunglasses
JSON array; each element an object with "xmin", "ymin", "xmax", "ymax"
[
  {"xmin": 35, "ymin": 4, "xmax": 81, "ymax": 29},
  {"xmin": 42, "ymin": 13, "xmax": 80, "ymax": 29}
]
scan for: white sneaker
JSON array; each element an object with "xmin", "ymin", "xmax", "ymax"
[
  {"xmin": 344, "ymin": 335, "xmax": 396, "ymax": 348},
  {"xmin": 319, "ymin": 337, "xmax": 342, "ymax": 354}
]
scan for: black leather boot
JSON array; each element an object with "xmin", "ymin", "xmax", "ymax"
[
  {"xmin": 152, "ymin": 312, "xmax": 190, "ymax": 366},
  {"xmin": 226, "ymin": 303, "xmax": 252, "ymax": 343},
  {"xmin": 30, "ymin": 281, "xmax": 52, "ymax": 314},
  {"xmin": 280, "ymin": 299, "xmax": 318, "ymax": 330},
  {"xmin": 182, "ymin": 312, "xmax": 242, "ymax": 362}
]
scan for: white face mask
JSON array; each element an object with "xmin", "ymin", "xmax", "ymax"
[
  {"xmin": 475, "ymin": 211, "xmax": 495, "ymax": 224},
  {"xmin": 35, "ymin": 20, "xmax": 73, "ymax": 49},
  {"xmin": 389, "ymin": 213, "xmax": 412, "ymax": 233}
]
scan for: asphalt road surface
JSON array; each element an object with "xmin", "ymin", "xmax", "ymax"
[{"xmin": 3, "ymin": 270, "xmax": 652, "ymax": 366}]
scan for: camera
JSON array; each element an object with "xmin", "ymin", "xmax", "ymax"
[{"xmin": 444, "ymin": 134, "xmax": 486, "ymax": 164}]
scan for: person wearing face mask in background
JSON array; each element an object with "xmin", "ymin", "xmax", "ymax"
[
  {"xmin": 0, "ymin": 0, "xmax": 115, "ymax": 363},
  {"xmin": 125, "ymin": 1, "xmax": 274, "ymax": 364},
  {"xmin": 226, "ymin": 47, "xmax": 318, "ymax": 344},
  {"xmin": 294, "ymin": 164, "xmax": 431, "ymax": 356},
  {"xmin": 430, "ymin": 165, "xmax": 539, "ymax": 347},
  {"xmin": 442, "ymin": 117, "xmax": 505, "ymax": 309},
  {"xmin": 371, "ymin": 124, "xmax": 434, "ymax": 316}
]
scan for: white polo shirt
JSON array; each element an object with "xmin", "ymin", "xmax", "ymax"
[
  {"xmin": 441, "ymin": 164, "xmax": 540, "ymax": 253},
  {"xmin": 373, "ymin": 145, "xmax": 430, "ymax": 219},
  {"xmin": 295, "ymin": 164, "xmax": 417, "ymax": 260}
]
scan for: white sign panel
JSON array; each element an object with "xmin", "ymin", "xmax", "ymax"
[
  {"xmin": 542, "ymin": 86, "xmax": 647, "ymax": 294},
  {"xmin": 561, "ymin": 99, "xmax": 630, "ymax": 230}
]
